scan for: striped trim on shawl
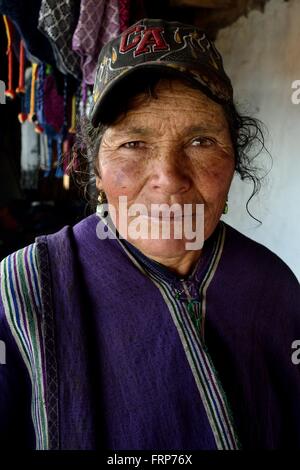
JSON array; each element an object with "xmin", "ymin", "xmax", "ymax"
[
  {"xmin": 0, "ymin": 244, "xmax": 49, "ymax": 450},
  {"xmin": 144, "ymin": 226, "xmax": 240, "ymax": 450},
  {"xmin": 102, "ymin": 215, "xmax": 240, "ymax": 450}
]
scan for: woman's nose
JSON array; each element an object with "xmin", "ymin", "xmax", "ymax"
[{"xmin": 150, "ymin": 150, "xmax": 192, "ymax": 195}]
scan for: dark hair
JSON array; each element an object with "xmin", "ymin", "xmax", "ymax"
[{"xmin": 69, "ymin": 71, "xmax": 270, "ymax": 222}]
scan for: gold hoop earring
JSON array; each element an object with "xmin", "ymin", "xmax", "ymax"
[
  {"xmin": 97, "ymin": 191, "xmax": 106, "ymax": 205},
  {"xmin": 96, "ymin": 191, "xmax": 107, "ymax": 216}
]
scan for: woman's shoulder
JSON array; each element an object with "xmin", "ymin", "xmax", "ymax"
[
  {"xmin": 0, "ymin": 244, "xmax": 46, "ymax": 449},
  {"xmin": 222, "ymin": 222, "xmax": 299, "ymax": 288},
  {"xmin": 0, "ymin": 243, "xmax": 42, "ymax": 330}
]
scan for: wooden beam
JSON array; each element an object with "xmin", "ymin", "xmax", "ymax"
[{"xmin": 170, "ymin": 0, "xmax": 235, "ymax": 8}]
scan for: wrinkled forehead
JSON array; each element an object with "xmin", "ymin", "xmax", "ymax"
[{"xmin": 110, "ymin": 78, "xmax": 228, "ymax": 131}]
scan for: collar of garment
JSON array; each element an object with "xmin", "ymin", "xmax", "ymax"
[{"xmin": 97, "ymin": 207, "xmax": 221, "ymax": 298}]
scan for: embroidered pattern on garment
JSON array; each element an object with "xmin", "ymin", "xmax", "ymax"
[
  {"xmin": 107, "ymin": 219, "xmax": 240, "ymax": 450},
  {"xmin": 0, "ymin": 244, "xmax": 49, "ymax": 449}
]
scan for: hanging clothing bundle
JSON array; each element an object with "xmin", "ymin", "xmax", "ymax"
[
  {"xmin": 38, "ymin": 0, "xmax": 82, "ymax": 80},
  {"xmin": 0, "ymin": 0, "xmax": 142, "ymax": 190},
  {"xmin": 72, "ymin": 0, "xmax": 107, "ymax": 87},
  {"xmin": 2, "ymin": 15, "xmax": 15, "ymax": 99},
  {"xmin": 20, "ymin": 67, "xmax": 43, "ymax": 190},
  {"xmin": 0, "ymin": 0, "xmax": 56, "ymax": 64}
]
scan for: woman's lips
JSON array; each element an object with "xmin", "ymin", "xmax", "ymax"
[{"xmin": 139, "ymin": 214, "xmax": 194, "ymax": 221}]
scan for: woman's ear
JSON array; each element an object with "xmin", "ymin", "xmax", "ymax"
[
  {"xmin": 94, "ymin": 156, "xmax": 103, "ymax": 191},
  {"xmin": 95, "ymin": 174, "xmax": 103, "ymax": 191}
]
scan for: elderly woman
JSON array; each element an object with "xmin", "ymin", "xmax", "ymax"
[{"xmin": 1, "ymin": 19, "xmax": 300, "ymax": 451}]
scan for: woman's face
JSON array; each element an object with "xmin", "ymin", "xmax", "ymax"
[{"xmin": 96, "ymin": 79, "xmax": 235, "ymax": 262}]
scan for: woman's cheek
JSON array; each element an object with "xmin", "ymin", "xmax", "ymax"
[
  {"xmin": 194, "ymin": 155, "xmax": 234, "ymax": 188},
  {"xmin": 101, "ymin": 162, "xmax": 145, "ymax": 199}
]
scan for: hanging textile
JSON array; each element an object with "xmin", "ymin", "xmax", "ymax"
[
  {"xmin": 72, "ymin": 0, "xmax": 106, "ymax": 86},
  {"xmin": 118, "ymin": 0, "xmax": 131, "ymax": 32},
  {"xmin": 43, "ymin": 74, "xmax": 64, "ymax": 133},
  {"xmin": 36, "ymin": 66, "xmax": 66, "ymax": 177},
  {"xmin": 1, "ymin": 0, "xmax": 145, "ymax": 189},
  {"xmin": 2, "ymin": 15, "xmax": 15, "ymax": 99},
  {"xmin": 72, "ymin": 0, "xmax": 120, "ymax": 86},
  {"xmin": 16, "ymin": 39, "xmax": 25, "ymax": 94},
  {"xmin": 38, "ymin": 0, "xmax": 81, "ymax": 80},
  {"xmin": 20, "ymin": 67, "xmax": 41, "ymax": 190},
  {"xmin": 39, "ymin": 133, "xmax": 49, "ymax": 172},
  {"xmin": 98, "ymin": 0, "xmax": 120, "ymax": 48},
  {"xmin": 20, "ymin": 120, "xmax": 41, "ymax": 190},
  {"xmin": 0, "ymin": 0, "xmax": 55, "ymax": 65}
]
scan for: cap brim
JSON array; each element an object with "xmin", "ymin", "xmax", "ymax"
[{"xmin": 90, "ymin": 62, "xmax": 232, "ymax": 127}]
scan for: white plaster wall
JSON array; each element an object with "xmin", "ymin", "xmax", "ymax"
[{"xmin": 216, "ymin": 0, "xmax": 300, "ymax": 279}]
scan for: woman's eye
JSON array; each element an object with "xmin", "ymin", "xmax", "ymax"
[
  {"xmin": 191, "ymin": 137, "xmax": 215, "ymax": 147},
  {"xmin": 122, "ymin": 141, "xmax": 145, "ymax": 149}
]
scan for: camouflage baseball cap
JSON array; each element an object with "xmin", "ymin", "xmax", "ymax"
[{"xmin": 90, "ymin": 18, "xmax": 233, "ymax": 127}]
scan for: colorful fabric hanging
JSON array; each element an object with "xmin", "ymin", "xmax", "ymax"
[
  {"xmin": 3, "ymin": 15, "xmax": 15, "ymax": 99},
  {"xmin": 28, "ymin": 63, "xmax": 38, "ymax": 122},
  {"xmin": 68, "ymin": 94, "xmax": 77, "ymax": 134},
  {"xmin": 20, "ymin": 67, "xmax": 42, "ymax": 190},
  {"xmin": 38, "ymin": 67, "xmax": 66, "ymax": 177},
  {"xmin": 43, "ymin": 74, "xmax": 64, "ymax": 133},
  {"xmin": 118, "ymin": 0, "xmax": 131, "ymax": 32},
  {"xmin": 38, "ymin": 0, "xmax": 81, "ymax": 80},
  {"xmin": 20, "ymin": 120, "xmax": 40, "ymax": 190},
  {"xmin": 15, "ymin": 39, "xmax": 25, "ymax": 94},
  {"xmin": 98, "ymin": 0, "xmax": 120, "ymax": 48},
  {"xmin": 39, "ymin": 132, "xmax": 49, "ymax": 172},
  {"xmin": 72, "ymin": 0, "xmax": 120, "ymax": 86},
  {"xmin": 0, "ymin": 0, "xmax": 55, "ymax": 65},
  {"xmin": 72, "ymin": 0, "xmax": 106, "ymax": 86},
  {"xmin": 1, "ymin": 0, "xmax": 138, "ymax": 187},
  {"xmin": 16, "ymin": 40, "xmax": 27, "ymax": 122}
]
